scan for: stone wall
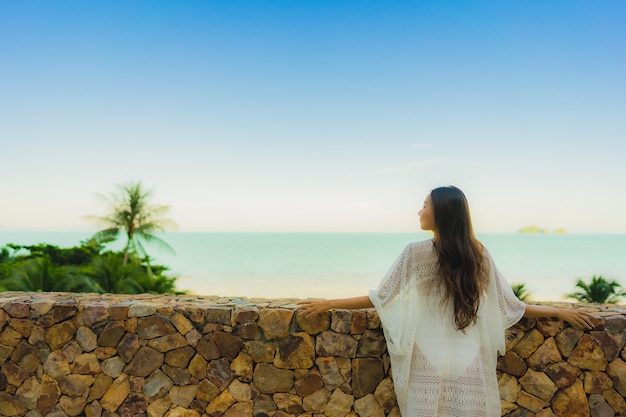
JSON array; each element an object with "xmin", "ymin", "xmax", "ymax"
[{"xmin": 0, "ymin": 292, "xmax": 625, "ymax": 417}]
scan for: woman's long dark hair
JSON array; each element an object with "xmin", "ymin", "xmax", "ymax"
[{"xmin": 431, "ymin": 186, "xmax": 486, "ymax": 331}]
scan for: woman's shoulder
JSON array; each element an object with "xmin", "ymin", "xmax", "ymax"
[
  {"xmin": 405, "ymin": 239, "xmax": 435, "ymax": 256},
  {"xmin": 477, "ymin": 241, "xmax": 493, "ymax": 258},
  {"xmin": 477, "ymin": 241, "xmax": 496, "ymax": 271}
]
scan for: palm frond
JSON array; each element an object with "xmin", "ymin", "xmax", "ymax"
[
  {"xmin": 135, "ymin": 232, "xmax": 176, "ymax": 255},
  {"xmin": 91, "ymin": 228, "xmax": 121, "ymax": 244},
  {"xmin": 88, "ymin": 253, "xmax": 147, "ymax": 293},
  {"xmin": 511, "ymin": 283, "xmax": 531, "ymax": 302}
]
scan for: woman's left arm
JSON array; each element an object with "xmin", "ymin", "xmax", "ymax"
[{"xmin": 524, "ymin": 304, "xmax": 597, "ymax": 330}]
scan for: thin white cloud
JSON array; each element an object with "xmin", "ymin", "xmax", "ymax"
[
  {"xmin": 341, "ymin": 202, "xmax": 375, "ymax": 208},
  {"xmin": 548, "ymin": 200, "xmax": 566, "ymax": 209},
  {"xmin": 342, "ymin": 159, "xmax": 439, "ymax": 178},
  {"xmin": 372, "ymin": 160, "xmax": 436, "ymax": 174}
]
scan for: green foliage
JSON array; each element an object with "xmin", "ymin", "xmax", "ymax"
[
  {"xmin": 1, "ymin": 245, "xmax": 22, "ymax": 288},
  {"xmin": 0, "ymin": 241, "xmax": 182, "ymax": 295},
  {"xmin": 3, "ymin": 257, "xmax": 96, "ymax": 292},
  {"xmin": 0, "ymin": 264, "xmax": 10, "ymax": 290},
  {"xmin": 136, "ymin": 268, "xmax": 179, "ymax": 294},
  {"xmin": 0, "ymin": 246, "xmax": 16, "ymax": 263},
  {"xmin": 87, "ymin": 252, "xmax": 146, "ymax": 293},
  {"xmin": 567, "ymin": 275, "xmax": 626, "ymax": 304},
  {"xmin": 9, "ymin": 241, "xmax": 103, "ymax": 266},
  {"xmin": 511, "ymin": 283, "xmax": 531, "ymax": 302}
]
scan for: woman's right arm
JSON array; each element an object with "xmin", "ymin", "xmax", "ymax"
[
  {"xmin": 296, "ymin": 296, "xmax": 374, "ymax": 318},
  {"xmin": 296, "ymin": 244, "xmax": 413, "ymax": 318}
]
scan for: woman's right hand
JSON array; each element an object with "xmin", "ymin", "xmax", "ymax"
[
  {"xmin": 296, "ymin": 295, "xmax": 374, "ymax": 318},
  {"xmin": 296, "ymin": 299, "xmax": 334, "ymax": 318}
]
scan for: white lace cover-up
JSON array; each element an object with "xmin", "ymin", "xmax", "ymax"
[{"xmin": 369, "ymin": 239, "xmax": 526, "ymax": 417}]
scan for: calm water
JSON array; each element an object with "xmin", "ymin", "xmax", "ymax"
[{"xmin": 1, "ymin": 231, "xmax": 625, "ymax": 301}]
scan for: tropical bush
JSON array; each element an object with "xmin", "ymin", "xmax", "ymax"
[
  {"xmin": 3, "ymin": 257, "xmax": 95, "ymax": 292},
  {"xmin": 567, "ymin": 275, "xmax": 626, "ymax": 304},
  {"xmin": 0, "ymin": 240, "xmax": 182, "ymax": 295}
]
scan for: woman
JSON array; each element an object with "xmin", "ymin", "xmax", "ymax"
[{"xmin": 297, "ymin": 186, "xmax": 595, "ymax": 417}]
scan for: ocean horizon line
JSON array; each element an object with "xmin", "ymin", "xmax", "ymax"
[
  {"xmin": 2, "ymin": 229, "xmax": 625, "ymax": 236},
  {"xmin": 1, "ymin": 231, "xmax": 624, "ymax": 301}
]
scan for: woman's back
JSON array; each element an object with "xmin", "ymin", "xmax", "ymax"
[{"xmin": 370, "ymin": 239, "xmax": 526, "ymax": 416}]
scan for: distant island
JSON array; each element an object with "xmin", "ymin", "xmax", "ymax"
[{"xmin": 518, "ymin": 225, "xmax": 568, "ymax": 234}]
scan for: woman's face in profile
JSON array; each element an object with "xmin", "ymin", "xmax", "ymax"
[{"xmin": 419, "ymin": 194, "xmax": 435, "ymax": 232}]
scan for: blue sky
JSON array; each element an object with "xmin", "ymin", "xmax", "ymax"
[{"xmin": 1, "ymin": 1, "xmax": 625, "ymax": 233}]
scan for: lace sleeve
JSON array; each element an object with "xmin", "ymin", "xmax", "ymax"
[
  {"xmin": 489, "ymin": 255, "xmax": 526, "ymax": 328},
  {"xmin": 375, "ymin": 244, "xmax": 418, "ymax": 305}
]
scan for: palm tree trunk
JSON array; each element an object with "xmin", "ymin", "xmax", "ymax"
[
  {"xmin": 123, "ymin": 241, "xmax": 131, "ymax": 266},
  {"xmin": 123, "ymin": 231, "xmax": 135, "ymax": 266}
]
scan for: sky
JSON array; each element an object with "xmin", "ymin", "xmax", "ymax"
[{"xmin": 1, "ymin": 0, "xmax": 625, "ymax": 234}]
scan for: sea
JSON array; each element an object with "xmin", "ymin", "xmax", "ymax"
[{"xmin": 1, "ymin": 231, "xmax": 625, "ymax": 302}]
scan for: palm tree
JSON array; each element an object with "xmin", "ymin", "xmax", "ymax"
[
  {"xmin": 511, "ymin": 283, "xmax": 531, "ymax": 302},
  {"xmin": 567, "ymin": 275, "xmax": 626, "ymax": 304},
  {"xmin": 86, "ymin": 181, "xmax": 176, "ymax": 266}
]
